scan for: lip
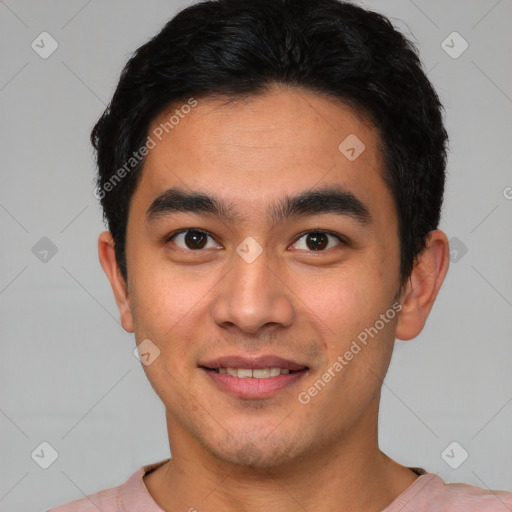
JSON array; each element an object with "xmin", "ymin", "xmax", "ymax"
[
  {"xmin": 198, "ymin": 355, "xmax": 309, "ymax": 371},
  {"xmin": 200, "ymin": 367, "xmax": 309, "ymax": 399}
]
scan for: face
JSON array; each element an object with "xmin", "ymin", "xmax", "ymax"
[{"xmin": 114, "ymin": 86, "xmax": 404, "ymax": 468}]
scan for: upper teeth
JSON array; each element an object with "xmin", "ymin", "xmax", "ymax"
[{"xmin": 218, "ymin": 368, "xmax": 290, "ymax": 378}]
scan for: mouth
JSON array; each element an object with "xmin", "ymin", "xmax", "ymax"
[
  {"xmin": 198, "ymin": 355, "xmax": 310, "ymax": 398},
  {"xmin": 200, "ymin": 366, "xmax": 307, "ymax": 378}
]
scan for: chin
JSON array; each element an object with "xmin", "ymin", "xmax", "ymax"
[{"xmin": 208, "ymin": 435, "xmax": 301, "ymax": 470}]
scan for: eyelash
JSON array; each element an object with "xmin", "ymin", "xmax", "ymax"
[{"xmin": 164, "ymin": 228, "xmax": 346, "ymax": 252}]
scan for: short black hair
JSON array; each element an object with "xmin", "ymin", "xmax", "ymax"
[{"xmin": 91, "ymin": 0, "xmax": 448, "ymax": 285}]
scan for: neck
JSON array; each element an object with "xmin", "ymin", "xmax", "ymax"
[{"xmin": 144, "ymin": 400, "xmax": 419, "ymax": 512}]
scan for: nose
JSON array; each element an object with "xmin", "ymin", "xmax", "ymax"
[{"xmin": 211, "ymin": 247, "xmax": 295, "ymax": 336}]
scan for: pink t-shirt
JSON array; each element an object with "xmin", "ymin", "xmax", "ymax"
[{"xmin": 47, "ymin": 459, "xmax": 512, "ymax": 511}]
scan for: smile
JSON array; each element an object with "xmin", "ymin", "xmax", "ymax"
[{"xmin": 200, "ymin": 366, "xmax": 309, "ymax": 399}]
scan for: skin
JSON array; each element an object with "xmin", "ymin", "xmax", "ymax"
[{"xmin": 99, "ymin": 85, "xmax": 449, "ymax": 512}]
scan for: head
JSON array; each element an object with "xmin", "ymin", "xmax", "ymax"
[{"xmin": 96, "ymin": 0, "xmax": 449, "ymax": 469}]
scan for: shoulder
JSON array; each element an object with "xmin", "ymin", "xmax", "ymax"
[
  {"xmin": 45, "ymin": 478, "xmax": 128, "ymax": 512},
  {"xmin": 391, "ymin": 472, "xmax": 512, "ymax": 512},
  {"xmin": 435, "ymin": 479, "xmax": 512, "ymax": 511},
  {"xmin": 45, "ymin": 459, "xmax": 169, "ymax": 512},
  {"xmin": 46, "ymin": 486, "xmax": 122, "ymax": 511}
]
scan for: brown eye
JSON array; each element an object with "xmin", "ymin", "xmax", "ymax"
[
  {"xmin": 292, "ymin": 231, "xmax": 343, "ymax": 251},
  {"xmin": 169, "ymin": 229, "xmax": 220, "ymax": 250}
]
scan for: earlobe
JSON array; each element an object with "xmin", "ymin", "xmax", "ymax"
[
  {"xmin": 395, "ymin": 230, "xmax": 450, "ymax": 341},
  {"xmin": 97, "ymin": 231, "xmax": 135, "ymax": 333}
]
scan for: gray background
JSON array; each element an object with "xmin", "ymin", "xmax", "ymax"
[{"xmin": 1, "ymin": 0, "xmax": 511, "ymax": 510}]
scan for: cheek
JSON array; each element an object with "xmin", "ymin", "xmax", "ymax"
[
  {"xmin": 128, "ymin": 262, "xmax": 231, "ymax": 393},
  {"xmin": 302, "ymin": 262, "xmax": 398, "ymax": 360},
  {"xmin": 128, "ymin": 261, "xmax": 213, "ymax": 348},
  {"xmin": 129, "ymin": 271, "xmax": 208, "ymax": 394},
  {"xmin": 307, "ymin": 261, "xmax": 389, "ymax": 318}
]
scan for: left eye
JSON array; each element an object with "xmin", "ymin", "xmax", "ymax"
[
  {"xmin": 169, "ymin": 229, "xmax": 221, "ymax": 250},
  {"xmin": 291, "ymin": 231, "xmax": 343, "ymax": 251}
]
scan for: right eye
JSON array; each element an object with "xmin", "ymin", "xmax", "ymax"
[{"xmin": 165, "ymin": 229, "xmax": 222, "ymax": 251}]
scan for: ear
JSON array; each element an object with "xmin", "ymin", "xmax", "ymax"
[
  {"xmin": 395, "ymin": 230, "xmax": 450, "ymax": 341},
  {"xmin": 98, "ymin": 231, "xmax": 134, "ymax": 333}
]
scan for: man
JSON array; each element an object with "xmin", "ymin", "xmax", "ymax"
[{"xmin": 49, "ymin": 0, "xmax": 512, "ymax": 510}]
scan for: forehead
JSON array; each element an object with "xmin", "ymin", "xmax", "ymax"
[{"xmin": 131, "ymin": 86, "xmax": 393, "ymax": 227}]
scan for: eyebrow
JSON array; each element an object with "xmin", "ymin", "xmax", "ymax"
[{"xmin": 145, "ymin": 185, "xmax": 371, "ymax": 226}]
